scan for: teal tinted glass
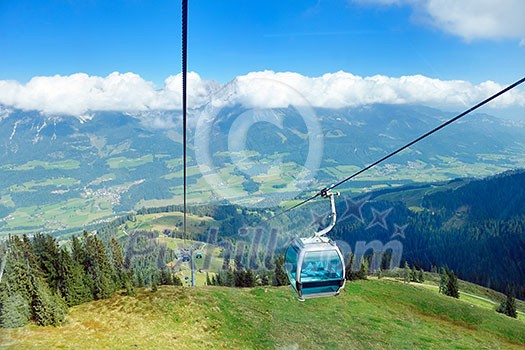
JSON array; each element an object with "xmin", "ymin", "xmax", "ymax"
[
  {"xmin": 300, "ymin": 250, "xmax": 343, "ymax": 283},
  {"xmin": 285, "ymin": 244, "xmax": 299, "ymax": 283}
]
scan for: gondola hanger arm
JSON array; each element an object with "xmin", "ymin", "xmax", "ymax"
[{"xmin": 315, "ymin": 188, "xmax": 339, "ymax": 237}]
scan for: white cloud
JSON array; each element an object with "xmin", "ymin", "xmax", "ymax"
[
  {"xmin": 213, "ymin": 70, "xmax": 525, "ymax": 110},
  {"xmin": 0, "ymin": 71, "xmax": 523, "ymax": 117},
  {"xmin": 353, "ymin": 0, "xmax": 525, "ymax": 42},
  {"xmin": 0, "ymin": 72, "xmax": 219, "ymax": 116},
  {"xmin": 425, "ymin": 0, "xmax": 525, "ymax": 41}
]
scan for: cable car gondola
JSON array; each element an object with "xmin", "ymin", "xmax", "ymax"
[{"xmin": 285, "ymin": 189, "xmax": 345, "ymax": 301}]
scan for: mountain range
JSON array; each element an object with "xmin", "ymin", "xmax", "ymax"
[{"xmin": 0, "ymin": 103, "xmax": 524, "ymax": 236}]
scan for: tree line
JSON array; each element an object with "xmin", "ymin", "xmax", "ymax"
[
  {"xmin": 0, "ymin": 231, "xmax": 180, "ymax": 328},
  {"xmin": 206, "ymin": 255, "xmax": 288, "ymax": 288}
]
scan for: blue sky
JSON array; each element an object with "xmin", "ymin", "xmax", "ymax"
[{"xmin": 1, "ymin": 0, "xmax": 523, "ymax": 86}]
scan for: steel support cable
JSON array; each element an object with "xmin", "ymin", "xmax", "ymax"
[
  {"xmin": 182, "ymin": 0, "xmax": 195, "ymax": 286},
  {"xmin": 182, "ymin": 0, "xmax": 188, "ymax": 241}
]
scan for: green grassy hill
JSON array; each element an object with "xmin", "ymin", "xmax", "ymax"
[{"xmin": 1, "ymin": 279, "xmax": 524, "ymax": 349}]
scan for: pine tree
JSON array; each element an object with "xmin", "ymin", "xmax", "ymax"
[
  {"xmin": 29, "ymin": 274, "xmax": 67, "ymax": 326},
  {"xmin": 410, "ymin": 266, "xmax": 418, "ymax": 282},
  {"xmin": 496, "ymin": 292, "xmax": 518, "ymax": 318},
  {"xmin": 356, "ymin": 259, "xmax": 368, "ymax": 280},
  {"xmin": 0, "ymin": 292, "xmax": 30, "ymax": 328},
  {"xmin": 83, "ymin": 232, "xmax": 115, "ymax": 300},
  {"xmin": 71, "ymin": 235, "xmax": 84, "ymax": 264},
  {"xmin": 19, "ymin": 235, "xmax": 67, "ymax": 326},
  {"xmin": 445, "ymin": 270, "xmax": 460, "ymax": 298},
  {"xmin": 1, "ymin": 236, "xmax": 67, "ymax": 328},
  {"xmin": 214, "ymin": 271, "xmax": 224, "ymax": 286},
  {"xmin": 0, "ymin": 237, "xmax": 32, "ymax": 327},
  {"xmin": 158, "ymin": 269, "xmax": 174, "ymax": 286},
  {"xmin": 243, "ymin": 269, "xmax": 256, "ymax": 287},
  {"xmin": 345, "ymin": 253, "xmax": 359, "ymax": 281},
  {"xmin": 58, "ymin": 248, "xmax": 91, "ymax": 306},
  {"xmin": 31, "ymin": 234, "xmax": 61, "ymax": 293},
  {"xmin": 21, "ymin": 235, "xmax": 41, "ymax": 283},
  {"xmin": 0, "ymin": 243, "xmax": 7, "ymax": 285},
  {"xmin": 151, "ymin": 278, "xmax": 158, "ymax": 292},
  {"xmin": 124, "ymin": 271, "xmax": 137, "ymax": 297},
  {"xmin": 273, "ymin": 255, "xmax": 288, "ymax": 286},
  {"xmin": 72, "ymin": 234, "xmax": 95, "ymax": 298},
  {"xmin": 172, "ymin": 274, "xmax": 182, "ymax": 286},
  {"xmin": 0, "ymin": 239, "xmax": 31, "ymax": 328},
  {"xmin": 109, "ymin": 237, "xmax": 126, "ymax": 289},
  {"xmin": 234, "ymin": 269, "xmax": 244, "ymax": 287},
  {"xmin": 136, "ymin": 271, "xmax": 144, "ymax": 288},
  {"xmin": 260, "ymin": 271, "xmax": 270, "ymax": 286},
  {"xmin": 439, "ymin": 267, "xmax": 448, "ymax": 294},
  {"xmin": 226, "ymin": 267, "xmax": 235, "ymax": 287},
  {"xmin": 418, "ymin": 269, "xmax": 425, "ymax": 283},
  {"xmin": 404, "ymin": 262, "xmax": 410, "ymax": 284},
  {"xmin": 159, "ymin": 269, "xmax": 167, "ymax": 285}
]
